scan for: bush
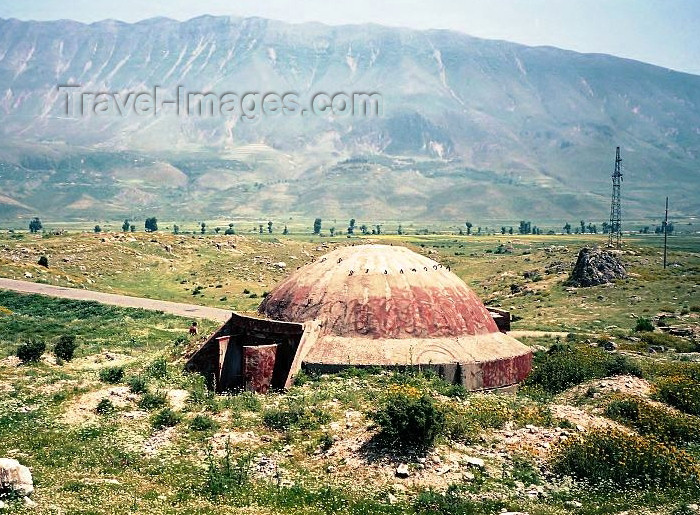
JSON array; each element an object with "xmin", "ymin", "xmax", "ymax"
[
  {"xmin": 138, "ymin": 390, "xmax": 168, "ymax": 411},
  {"xmin": 146, "ymin": 357, "xmax": 168, "ymax": 379},
  {"xmin": 98, "ymin": 366, "xmax": 124, "ymax": 384},
  {"xmin": 190, "ymin": 414, "xmax": 218, "ymax": 431},
  {"xmin": 371, "ymin": 385, "xmax": 445, "ymax": 449},
  {"xmin": 604, "ymin": 395, "xmax": 700, "ymax": 444},
  {"xmin": 95, "ymin": 398, "xmax": 115, "ymax": 415},
  {"xmin": 37, "ymin": 255, "xmax": 49, "ymax": 267},
  {"xmin": 656, "ymin": 377, "xmax": 700, "ymax": 416},
  {"xmin": 127, "ymin": 375, "xmax": 147, "ymax": 394},
  {"xmin": 263, "ymin": 404, "xmax": 331, "ymax": 432},
  {"xmin": 16, "ymin": 339, "xmax": 46, "ymax": 363},
  {"xmin": 638, "ymin": 332, "xmax": 699, "ymax": 353},
  {"xmin": 152, "ymin": 407, "xmax": 181, "ymax": 429},
  {"xmin": 54, "ymin": 334, "xmax": 78, "ymax": 361},
  {"xmin": 525, "ymin": 344, "xmax": 641, "ymax": 394},
  {"xmin": 634, "ymin": 317, "xmax": 655, "ymax": 332},
  {"xmin": 206, "ymin": 442, "xmax": 251, "ymax": 497},
  {"xmin": 551, "ymin": 428, "xmax": 700, "ymax": 488}
]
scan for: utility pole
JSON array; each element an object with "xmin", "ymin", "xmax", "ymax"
[
  {"xmin": 663, "ymin": 196, "xmax": 669, "ymax": 269},
  {"xmin": 608, "ymin": 146, "xmax": 623, "ymax": 248}
]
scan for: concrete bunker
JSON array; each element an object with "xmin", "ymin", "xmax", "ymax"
[{"xmin": 186, "ymin": 244, "xmax": 532, "ymax": 393}]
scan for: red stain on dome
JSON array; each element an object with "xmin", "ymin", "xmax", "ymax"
[{"xmin": 259, "ymin": 244, "xmax": 499, "ymax": 338}]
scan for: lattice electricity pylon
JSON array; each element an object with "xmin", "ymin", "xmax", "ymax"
[{"xmin": 608, "ymin": 146, "xmax": 623, "ymax": 248}]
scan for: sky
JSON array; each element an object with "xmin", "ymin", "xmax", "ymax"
[{"xmin": 1, "ymin": 0, "xmax": 699, "ymax": 75}]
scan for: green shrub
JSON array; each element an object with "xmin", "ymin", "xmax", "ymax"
[
  {"xmin": 263, "ymin": 404, "xmax": 331, "ymax": 432},
  {"xmin": 127, "ymin": 375, "xmax": 147, "ymax": 394},
  {"xmin": 371, "ymin": 386, "xmax": 445, "ymax": 449},
  {"xmin": 138, "ymin": 390, "xmax": 168, "ymax": 411},
  {"xmin": 16, "ymin": 339, "xmax": 46, "ymax": 363},
  {"xmin": 205, "ymin": 442, "xmax": 252, "ymax": 497},
  {"xmin": 604, "ymin": 395, "xmax": 700, "ymax": 444},
  {"xmin": 151, "ymin": 407, "xmax": 181, "ymax": 429},
  {"xmin": 98, "ymin": 366, "xmax": 124, "ymax": 384},
  {"xmin": 95, "ymin": 398, "xmax": 115, "ymax": 415},
  {"xmin": 551, "ymin": 428, "xmax": 700, "ymax": 488},
  {"xmin": 525, "ymin": 344, "xmax": 641, "ymax": 394},
  {"xmin": 638, "ymin": 332, "xmax": 699, "ymax": 353},
  {"xmin": 656, "ymin": 377, "xmax": 700, "ymax": 416},
  {"xmin": 634, "ymin": 317, "xmax": 655, "ymax": 332},
  {"xmin": 146, "ymin": 357, "xmax": 168, "ymax": 379},
  {"xmin": 190, "ymin": 414, "xmax": 218, "ymax": 431},
  {"xmin": 54, "ymin": 334, "xmax": 78, "ymax": 361}
]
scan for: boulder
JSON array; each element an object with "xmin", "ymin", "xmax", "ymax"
[
  {"xmin": 0, "ymin": 458, "xmax": 33, "ymax": 496},
  {"xmin": 566, "ymin": 247, "xmax": 627, "ymax": 287}
]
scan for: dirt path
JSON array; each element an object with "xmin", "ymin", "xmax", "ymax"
[{"xmin": 0, "ymin": 278, "xmax": 231, "ymax": 322}]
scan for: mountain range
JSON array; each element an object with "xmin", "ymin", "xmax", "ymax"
[{"xmin": 0, "ymin": 15, "xmax": 698, "ymax": 223}]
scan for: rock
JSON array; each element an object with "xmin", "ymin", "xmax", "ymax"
[
  {"xmin": 464, "ymin": 456, "xmax": 485, "ymax": 469},
  {"xmin": 0, "ymin": 458, "xmax": 33, "ymax": 496},
  {"xmin": 273, "ymin": 262, "xmax": 287, "ymax": 269},
  {"xmin": 395, "ymin": 463, "xmax": 410, "ymax": 478},
  {"xmin": 386, "ymin": 493, "xmax": 398, "ymax": 504},
  {"xmin": 566, "ymin": 247, "xmax": 627, "ymax": 287},
  {"xmin": 23, "ymin": 496, "xmax": 37, "ymax": 508},
  {"xmin": 463, "ymin": 472, "xmax": 475, "ymax": 481},
  {"xmin": 566, "ymin": 500, "xmax": 583, "ymax": 509},
  {"xmin": 24, "ymin": 272, "xmax": 32, "ymax": 278}
]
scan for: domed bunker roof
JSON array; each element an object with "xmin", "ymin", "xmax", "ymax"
[{"xmin": 259, "ymin": 245, "xmax": 532, "ymax": 390}]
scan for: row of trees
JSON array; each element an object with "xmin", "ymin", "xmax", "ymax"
[{"xmin": 24, "ymin": 217, "xmax": 679, "ymax": 237}]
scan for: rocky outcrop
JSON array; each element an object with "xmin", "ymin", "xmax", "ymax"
[
  {"xmin": 567, "ymin": 247, "xmax": 627, "ymax": 287},
  {"xmin": 0, "ymin": 458, "xmax": 33, "ymax": 496}
]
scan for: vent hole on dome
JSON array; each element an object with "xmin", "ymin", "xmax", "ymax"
[
  {"xmin": 337, "ymin": 258, "xmax": 343, "ymax": 263},
  {"xmin": 348, "ymin": 270, "xmax": 354, "ymax": 276}
]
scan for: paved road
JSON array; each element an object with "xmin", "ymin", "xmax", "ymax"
[{"xmin": 0, "ymin": 278, "xmax": 231, "ymax": 323}]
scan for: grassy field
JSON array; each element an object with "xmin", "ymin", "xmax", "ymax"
[{"xmin": 0, "ymin": 229, "xmax": 699, "ymax": 513}]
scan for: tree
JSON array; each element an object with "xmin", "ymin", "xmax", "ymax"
[
  {"xmin": 465, "ymin": 222, "xmax": 473, "ymax": 235},
  {"xmin": 130, "ymin": 224, "xmax": 135, "ymax": 233},
  {"xmin": 477, "ymin": 226, "xmax": 482, "ymax": 235},
  {"xmin": 329, "ymin": 227, "xmax": 336, "ymax": 237},
  {"xmin": 518, "ymin": 221, "xmax": 531, "ymax": 235},
  {"xmin": 283, "ymin": 225, "xmax": 289, "ymax": 235},
  {"xmin": 348, "ymin": 219, "xmax": 356, "ymax": 235},
  {"xmin": 267, "ymin": 221, "xmax": 273, "ymax": 234},
  {"xmin": 501, "ymin": 226, "xmax": 506, "ymax": 235},
  {"xmin": 54, "ymin": 334, "xmax": 78, "ymax": 362},
  {"xmin": 313, "ymin": 218, "xmax": 322, "ymax": 235},
  {"xmin": 145, "ymin": 217, "xmax": 158, "ymax": 232},
  {"xmin": 508, "ymin": 227, "xmax": 513, "ymax": 235},
  {"xmin": 563, "ymin": 223, "xmax": 571, "ymax": 235},
  {"xmin": 602, "ymin": 222, "xmax": 610, "ymax": 234},
  {"xmin": 122, "ymin": 219, "xmax": 130, "ymax": 232},
  {"xmin": 214, "ymin": 227, "xmax": 220, "ymax": 234},
  {"xmin": 580, "ymin": 220, "xmax": 586, "ymax": 234},
  {"xmin": 375, "ymin": 225, "xmax": 381, "ymax": 235},
  {"xmin": 200, "ymin": 222, "xmax": 206, "ymax": 234},
  {"xmin": 397, "ymin": 225, "xmax": 403, "ymax": 235},
  {"xmin": 94, "ymin": 225, "xmax": 102, "ymax": 233},
  {"xmin": 173, "ymin": 224, "xmax": 180, "ymax": 234},
  {"xmin": 360, "ymin": 224, "xmax": 368, "ymax": 235},
  {"xmin": 258, "ymin": 224, "xmax": 263, "ymax": 234},
  {"xmin": 587, "ymin": 223, "xmax": 597, "ymax": 234},
  {"xmin": 224, "ymin": 223, "xmax": 235, "ymax": 235},
  {"xmin": 29, "ymin": 217, "xmax": 42, "ymax": 234}
]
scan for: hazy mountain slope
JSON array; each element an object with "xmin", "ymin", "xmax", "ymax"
[{"xmin": 0, "ymin": 15, "xmax": 698, "ymax": 221}]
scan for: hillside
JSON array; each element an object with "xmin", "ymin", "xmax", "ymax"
[{"xmin": 0, "ymin": 16, "xmax": 699, "ymax": 221}]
